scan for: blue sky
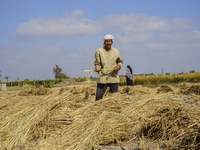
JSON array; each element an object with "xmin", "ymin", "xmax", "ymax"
[{"xmin": 0, "ymin": 0, "xmax": 200, "ymax": 81}]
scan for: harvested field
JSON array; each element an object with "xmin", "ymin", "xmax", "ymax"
[
  {"xmin": 18, "ymin": 87, "xmax": 54, "ymax": 96},
  {"xmin": 0, "ymin": 83, "xmax": 200, "ymax": 150}
]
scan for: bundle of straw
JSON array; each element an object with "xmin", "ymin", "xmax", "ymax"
[
  {"xmin": 0, "ymin": 91, "xmax": 72, "ymax": 149},
  {"xmin": 123, "ymin": 93, "xmax": 200, "ymax": 149},
  {"xmin": 36, "ymin": 94, "xmax": 133, "ymax": 150}
]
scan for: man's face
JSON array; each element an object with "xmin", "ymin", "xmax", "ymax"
[{"xmin": 104, "ymin": 39, "xmax": 113, "ymax": 49}]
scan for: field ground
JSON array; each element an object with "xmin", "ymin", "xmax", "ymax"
[{"xmin": 0, "ymin": 81, "xmax": 200, "ymax": 149}]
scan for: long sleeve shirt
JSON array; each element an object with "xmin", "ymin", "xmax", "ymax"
[
  {"xmin": 94, "ymin": 47, "xmax": 123, "ymax": 83},
  {"xmin": 125, "ymin": 68, "xmax": 133, "ymax": 80}
]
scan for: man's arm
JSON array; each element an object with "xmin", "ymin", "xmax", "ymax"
[
  {"xmin": 94, "ymin": 50, "xmax": 101, "ymax": 72},
  {"xmin": 113, "ymin": 65, "xmax": 121, "ymax": 71},
  {"xmin": 114, "ymin": 52, "xmax": 123, "ymax": 71},
  {"xmin": 94, "ymin": 66, "xmax": 101, "ymax": 72}
]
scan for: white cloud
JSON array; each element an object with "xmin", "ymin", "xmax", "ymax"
[
  {"xmin": 69, "ymin": 53, "xmax": 79, "ymax": 58},
  {"xmin": 157, "ymin": 31, "xmax": 200, "ymax": 42},
  {"xmin": 63, "ymin": 10, "xmax": 86, "ymax": 18},
  {"xmin": 22, "ymin": 43, "xmax": 66, "ymax": 65},
  {"xmin": 102, "ymin": 13, "xmax": 193, "ymax": 34},
  {"xmin": 12, "ymin": 10, "xmax": 103, "ymax": 40},
  {"xmin": 116, "ymin": 33, "xmax": 154, "ymax": 43},
  {"xmin": 114, "ymin": 45, "xmax": 136, "ymax": 52},
  {"xmin": 12, "ymin": 12, "xmax": 194, "ymax": 42},
  {"xmin": 0, "ymin": 43, "xmax": 22, "ymax": 55},
  {"xmin": 144, "ymin": 43, "xmax": 200, "ymax": 55},
  {"xmin": 31, "ymin": 43, "xmax": 64, "ymax": 53},
  {"xmin": 0, "ymin": 42, "xmax": 96, "ymax": 80}
]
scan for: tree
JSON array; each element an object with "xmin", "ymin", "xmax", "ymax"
[
  {"xmin": 4, "ymin": 76, "xmax": 9, "ymax": 82},
  {"xmin": 165, "ymin": 72, "xmax": 171, "ymax": 75},
  {"xmin": 16, "ymin": 77, "xmax": 20, "ymax": 87},
  {"xmin": 60, "ymin": 72, "xmax": 70, "ymax": 79},
  {"xmin": 16, "ymin": 77, "xmax": 20, "ymax": 81},
  {"xmin": 189, "ymin": 70, "xmax": 195, "ymax": 73},
  {"xmin": 53, "ymin": 64, "xmax": 62, "ymax": 79}
]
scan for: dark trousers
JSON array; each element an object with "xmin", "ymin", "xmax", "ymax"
[
  {"xmin": 95, "ymin": 83, "xmax": 119, "ymax": 101},
  {"xmin": 126, "ymin": 77, "xmax": 133, "ymax": 86}
]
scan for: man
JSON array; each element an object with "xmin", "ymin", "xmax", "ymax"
[{"xmin": 94, "ymin": 34, "xmax": 123, "ymax": 101}]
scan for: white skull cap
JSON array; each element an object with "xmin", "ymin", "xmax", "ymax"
[{"xmin": 103, "ymin": 34, "xmax": 114, "ymax": 40}]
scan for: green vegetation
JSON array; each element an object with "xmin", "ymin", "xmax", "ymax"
[
  {"xmin": 120, "ymin": 72, "xmax": 200, "ymax": 86},
  {"xmin": 4, "ymin": 76, "xmax": 9, "ymax": 82},
  {"xmin": 0, "ymin": 79, "xmax": 61, "ymax": 87},
  {"xmin": 21, "ymin": 85, "xmax": 36, "ymax": 89},
  {"xmin": 53, "ymin": 64, "xmax": 62, "ymax": 79},
  {"xmin": 44, "ymin": 82, "xmax": 54, "ymax": 88},
  {"xmin": 73, "ymin": 77, "xmax": 87, "ymax": 82},
  {"xmin": 60, "ymin": 72, "xmax": 70, "ymax": 80},
  {"xmin": 35, "ymin": 83, "xmax": 40, "ymax": 88},
  {"xmin": 1, "ymin": 72, "xmax": 200, "ymax": 88}
]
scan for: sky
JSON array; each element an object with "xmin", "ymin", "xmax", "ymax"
[{"xmin": 0, "ymin": 0, "xmax": 200, "ymax": 81}]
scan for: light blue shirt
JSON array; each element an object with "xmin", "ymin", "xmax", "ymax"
[{"xmin": 125, "ymin": 68, "xmax": 133, "ymax": 80}]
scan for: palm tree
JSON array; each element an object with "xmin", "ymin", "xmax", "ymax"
[
  {"xmin": 16, "ymin": 76, "xmax": 20, "ymax": 86},
  {"xmin": 4, "ymin": 76, "xmax": 9, "ymax": 82}
]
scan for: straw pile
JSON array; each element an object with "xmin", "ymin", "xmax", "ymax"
[
  {"xmin": 179, "ymin": 83, "xmax": 200, "ymax": 95},
  {"xmin": 122, "ymin": 94, "xmax": 200, "ymax": 149},
  {"xmin": 119, "ymin": 85, "xmax": 151, "ymax": 95},
  {"xmin": 157, "ymin": 84, "xmax": 174, "ymax": 93},
  {"xmin": 18, "ymin": 87, "xmax": 53, "ymax": 96},
  {"xmin": 0, "ymin": 83, "xmax": 200, "ymax": 150},
  {"xmin": 0, "ymin": 90, "xmax": 72, "ymax": 149}
]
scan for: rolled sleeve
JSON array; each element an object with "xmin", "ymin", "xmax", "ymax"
[
  {"xmin": 117, "ymin": 52, "xmax": 123, "ymax": 67},
  {"xmin": 94, "ymin": 50, "xmax": 102, "ymax": 69}
]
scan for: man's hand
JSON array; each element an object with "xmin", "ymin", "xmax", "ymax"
[
  {"xmin": 94, "ymin": 66, "xmax": 100, "ymax": 72},
  {"xmin": 113, "ymin": 65, "xmax": 121, "ymax": 72}
]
